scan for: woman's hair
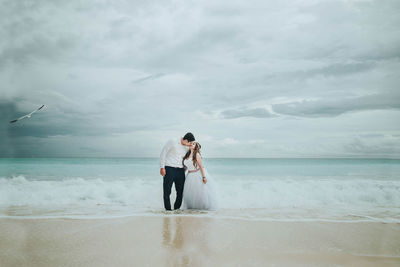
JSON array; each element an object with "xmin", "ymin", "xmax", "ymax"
[{"xmin": 182, "ymin": 142, "xmax": 202, "ymax": 168}]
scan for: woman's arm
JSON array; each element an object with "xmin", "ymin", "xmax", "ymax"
[{"xmin": 196, "ymin": 153, "xmax": 207, "ymax": 184}]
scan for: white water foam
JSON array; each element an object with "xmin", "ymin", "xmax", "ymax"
[{"xmin": 1, "ymin": 175, "xmax": 399, "ymax": 222}]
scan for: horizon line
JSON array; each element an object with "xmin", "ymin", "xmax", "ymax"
[{"xmin": 1, "ymin": 156, "xmax": 400, "ymax": 160}]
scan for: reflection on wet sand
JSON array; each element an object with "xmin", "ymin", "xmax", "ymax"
[
  {"xmin": 162, "ymin": 217, "xmax": 188, "ymax": 266},
  {"xmin": 162, "ymin": 215, "xmax": 216, "ymax": 267}
]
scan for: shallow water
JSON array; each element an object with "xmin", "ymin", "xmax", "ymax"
[{"xmin": 1, "ymin": 157, "xmax": 399, "ymax": 222}]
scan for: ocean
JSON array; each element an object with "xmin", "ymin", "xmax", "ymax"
[{"xmin": 1, "ymin": 158, "xmax": 399, "ymax": 222}]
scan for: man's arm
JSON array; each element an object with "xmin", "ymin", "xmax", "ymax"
[{"xmin": 160, "ymin": 139, "xmax": 173, "ymax": 173}]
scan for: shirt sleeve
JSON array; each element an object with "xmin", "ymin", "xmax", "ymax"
[{"xmin": 160, "ymin": 139, "xmax": 173, "ymax": 168}]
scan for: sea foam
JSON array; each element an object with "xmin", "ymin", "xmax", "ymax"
[{"xmin": 1, "ymin": 175, "xmax": 399, "ymax": 221}]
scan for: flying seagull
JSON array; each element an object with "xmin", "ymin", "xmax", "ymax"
[{"xmin": 10, "ymin": 105, "xmax": 45, "ymax": 123}]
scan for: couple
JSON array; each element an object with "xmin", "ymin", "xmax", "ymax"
[{"xmin": 159, "ymin": 132, "xmax": 218, "ymax": 211}]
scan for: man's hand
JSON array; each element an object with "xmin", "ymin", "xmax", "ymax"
[{"xmin": 160, "ymin": 168, "xmax": 166, "ymax": 176}]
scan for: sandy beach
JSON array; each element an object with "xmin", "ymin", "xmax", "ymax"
[{"xmin": 1, "ymin": 215, "xmax": 399, "ymax": 267}]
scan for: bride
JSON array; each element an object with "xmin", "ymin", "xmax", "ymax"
[{"xmin": 182, "ymin": 142, "xmax": 218, "ymax": 211}]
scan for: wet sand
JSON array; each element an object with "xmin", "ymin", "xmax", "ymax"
[{"xmin": 1, "ymin": 215, "xmax": 399, "ymax": 267}]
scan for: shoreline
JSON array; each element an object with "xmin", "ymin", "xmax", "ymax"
[
  {"xmin": 1, "ymin": 213, "xmax": 400, "ymax": 224},
  {"xmin": 1, "ymin": 215, "xmax": 399, "ymax": 266}
]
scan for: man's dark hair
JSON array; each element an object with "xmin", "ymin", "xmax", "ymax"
[{"xmin": 183, "ymin": 132, "xmax": 195, "ymax": 142}]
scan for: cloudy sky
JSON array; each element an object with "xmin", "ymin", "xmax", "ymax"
[{"xmin": 0, "ymin": 0, "xmax": 399, "ymax": 158}]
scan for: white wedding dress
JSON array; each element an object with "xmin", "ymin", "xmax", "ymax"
[{"xmin": 183, "ymin": 158, "xmax": 218, "ymax": 211}]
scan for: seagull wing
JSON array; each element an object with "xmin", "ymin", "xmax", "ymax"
[
  {"xmin": 27, "ymin": 105, "xmax": 45, "ymax": 116},
  {"xmin": 11, "ymin": 114, "xmax": 30, "ymax": 122},
  {"xmin": 9, "ymin": 105, "xmax": 45, "ymax": 123}
]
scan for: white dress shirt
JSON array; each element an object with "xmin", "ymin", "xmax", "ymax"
[{"xmin": 160, "ymin": 138, "xmax": 190, "ymax": 168}]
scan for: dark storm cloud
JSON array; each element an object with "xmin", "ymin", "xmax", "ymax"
[
  {"xmin": 0, "ymin": 101, "xmax": 18, "ymax": 124},
  {"xmin": 1, "ymin": 99, "xmax": 152, "ymax": 139},
  {"xmin": 220, "ymin": 107, "xmax": 276, "ymax": 119},
  {"xmin": 272, "ymin": 92, "xmax": 400, "ymax": 118},
  {"xmin": 131, "ymin": 73, "xmax": 165, "ymax": 84},
  {"xmin": 0, "ymin": 101, "xmax": 18, "ymax": 156},
  {"xmin": 7, "ymin": 122, "xmax": 154, "ymax": 138},
  {"xmin": 0, "ymin": 0, "xmax": 399, "ymax": 157},
  {"xmin": 294, "ymin": 62, "xmax": 376, "ymax": 79},
  {"xmin": 79, "ymin": 146, "xmax": 102, "ymax": 153},
  {"xmin": 0, "ymin": 101, "xmax": 80, "ymax": 138}
]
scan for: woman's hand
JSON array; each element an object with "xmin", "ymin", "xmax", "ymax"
[{"xmin": 202, "ymin": 177, "xmax": 207, "ymax": 184}]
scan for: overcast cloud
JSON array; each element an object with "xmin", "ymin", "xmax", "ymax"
[{"xmin": 0, "ymin": 0, "xmax": 399, "ymax": 158}]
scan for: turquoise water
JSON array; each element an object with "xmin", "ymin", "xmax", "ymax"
[
  {"xmin": 1, "ymin": 157, "xmax": 399, "ymax": 180},
  {"xmin": 1, "ymin": 158, "xmax": 399, "ymax": 221}
]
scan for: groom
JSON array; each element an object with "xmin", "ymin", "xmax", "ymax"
[{"xmin": 160, "ymin": 132, "xmax": 195, "ymax": 210}]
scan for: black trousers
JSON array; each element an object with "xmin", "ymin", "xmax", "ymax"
[{"xmin": 163, "ymin": 166, "xmax": 185, "ymax": 210}]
